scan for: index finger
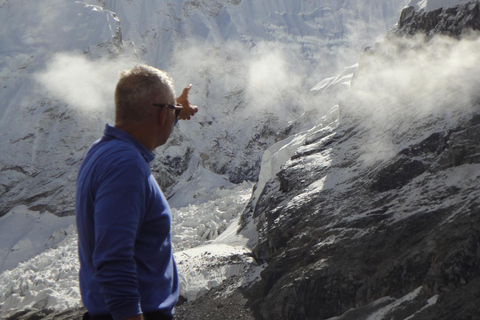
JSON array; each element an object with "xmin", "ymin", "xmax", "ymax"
[{"xmin": 180, "ymin": 84, "xmax": 192, "ymax": 98}]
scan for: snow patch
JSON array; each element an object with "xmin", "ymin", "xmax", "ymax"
[
  {"xmin": 171, "ymin": 180, "xmax": 253, "ymax": 251},
  {"xmin": 175, "ymin": 244, "xmax": 253, "ymax": 301},
  {"xmin": 0, "ymin": 235, "xmax": 80, "ymax": 313},
  {"xmin": 404, "ymin": 295, "xmax": 439, "ymax": 320},
  {"xmin": 0, "ymin": 206, "xmax": 75, "ymax": 274},
  {"xmin": 365, "ymin": 287, "xmax": 423, "ymax": 320},
  {"xmin": 310, "ymin": 64, "xmax": 357, "ymax": 93}
]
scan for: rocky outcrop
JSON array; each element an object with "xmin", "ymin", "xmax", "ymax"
[
  {"xmin": 248, "ymin": 115, "xmax": 480, "ymax": 319},
  {"xmin": 397, "ymin": 2, "xmax": 480, "ymax": 37},
  {"xmin": 237, "ymin": 3, "xmax": 480, "ymax": 319}
]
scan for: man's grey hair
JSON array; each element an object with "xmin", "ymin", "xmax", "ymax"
[{"xmin": 115, "ymin": 65, "xmax": 176, "ymax": 124}]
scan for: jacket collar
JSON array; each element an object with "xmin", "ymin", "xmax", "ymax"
[{"xmin": 103, "ymin": 123, "xmax": 155, "ymax": 163}]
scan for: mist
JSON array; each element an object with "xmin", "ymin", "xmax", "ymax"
[
  {"xmin": 31, "ymin": 0, "xmax": 409, "ymax": 130},
  {"xmin": 34, "ymin": 53, "xmax": 138, "ymax": 114},
  {"xmin": 168, "ymin": 39, "xmax": 311, "ymax": 123},
  {"xmin": 345, "ymin": 32, "xmax": 480, "ymax": 164},
  {"xmin": 33, "ymin": 25, "xmax": 480, "ymax": 170},
  {"xmin": 33, "ymin": 40, "xmax": 315, "ymax": 151}
]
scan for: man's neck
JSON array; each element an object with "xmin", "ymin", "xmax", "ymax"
[{"xmin": 115, "ymin": 122, "xmax": 156, "ymax": 152}]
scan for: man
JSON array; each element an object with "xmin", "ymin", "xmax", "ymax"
[{"xmin": 76, "ymin": 65, "xmax": 198, "ymax": 320}]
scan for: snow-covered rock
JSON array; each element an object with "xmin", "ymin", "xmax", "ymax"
[
  {"xmin": 0, "ymin": 0, "xmax": 129, "ymax": 220},
  {"xmin": 399, "ymin": 0, "xmax": 480, "ymax": 36},
  {"xmin": 407, "ymin": 0, "xmax": 475, "ymax": 12}
]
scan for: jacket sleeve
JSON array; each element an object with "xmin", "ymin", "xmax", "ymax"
[{"xmin": 92, "ymin": 162, "xmax": 146, "ymax": 320}]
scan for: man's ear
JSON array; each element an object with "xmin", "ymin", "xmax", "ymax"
[{"xmin": 155, "ymin": 106, "xmax": 167, "ymax": 127}]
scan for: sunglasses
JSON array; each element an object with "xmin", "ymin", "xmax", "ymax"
[
  {"xmin": 152, "ymin": 104, "xmax": 182, "ymax": 127},
  {"xmin": 152, "ymin": 103, "xmax": 182, "ymax": 119}
]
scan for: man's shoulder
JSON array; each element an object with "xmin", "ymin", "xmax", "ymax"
[{"xmin": 87, "ymin": 137, "xmax": 148, "ymax": 170}]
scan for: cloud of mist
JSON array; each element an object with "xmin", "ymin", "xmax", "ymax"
[
  {"xmin": 34, "ymin": 40, "xmax": 309, "ymax": 130},
  {"xmin": 169, "ymin": 40, "xmax": 308, "ymax": 124},
  {"xmin": 34, "ymin": 53, "xmax": 137, "ymax": 114},
  {"xmin": 246, "ymin": 42, "xmax": 305, "ymax": 112},
  {"xmin": 344, "ymin": 32, "xmax": 480, "ymax": 164},
  {"xmin": 32, "ymin": 1, "xmax": 406, "ymax": 129}
]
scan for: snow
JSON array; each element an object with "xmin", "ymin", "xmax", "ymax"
[
  {"xmin": 310, "ymin": 64, "xmax": 358, "ymax": 93},
  {"xmin": 0, "ymin": 206, "xmax": 75, "ymax": 274},
  {"xmin": 407, "ymin": 0, "xmax": 475, "ymax": 11},
  {"xmin": 364, "ymin": 287, "xmax": 423, "ymax": 320},
  {"xmin": 367, "ymin": 287, "xmax": 422, "ymax": 320},
  {"xmin": 175, "ymin": 243, "xmax": 254, "ymax": 302},
  {"xmin": 171, "ymin": 180, "xmax": 254, "ymax": 251},
  {"xmin": 0, "ymin": 235, "xmax": 80, "ymax": 312},
  {"xmin": 360, "ymin": 287, "xmax": 439, "ymax": 320},
  {"xmin": 384, "ymin": 164, "xmax": 480, "ymax": 224},
  {"xmin": 404, "ymin": 295, "xmax": 439, "ymax": 320}
]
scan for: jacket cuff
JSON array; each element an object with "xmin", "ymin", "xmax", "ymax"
[{"xmin": 110, "ymin": 301, "xmax": 142, "ymax": 320}]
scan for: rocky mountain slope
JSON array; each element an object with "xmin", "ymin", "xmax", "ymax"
[{"xmin": 175, "ymin": 2, "xmax": 480, "ymax": 319}]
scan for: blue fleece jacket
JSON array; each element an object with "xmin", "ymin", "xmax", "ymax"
[{"xmin": 76, "ymin": 124, "xmax": 178, "ymax": 320}]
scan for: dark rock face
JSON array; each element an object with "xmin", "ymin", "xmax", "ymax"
[
  {"xmin": 174, "ymin": 275, "xmax": 256, "ymax": 320},
  {"xmin": 397, "ymin": 2, "xmax": 480, "ymax": 37},
  {"xmin": 246, "ymin": 101, "xmax": 480, "ymax": 319}
]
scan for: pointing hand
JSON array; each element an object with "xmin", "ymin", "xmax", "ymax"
[{"xmin": 176, "ymin": 84, "xmax": 198, "ymax": 120}]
